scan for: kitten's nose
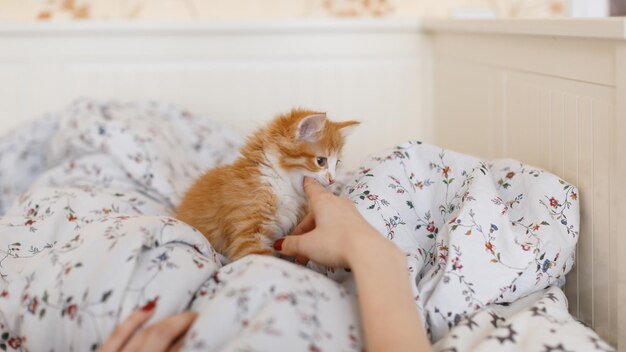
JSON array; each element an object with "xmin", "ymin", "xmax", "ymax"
[{"xmin": 328, "ymin": 177, "xmax": 335, "ymax": 185}]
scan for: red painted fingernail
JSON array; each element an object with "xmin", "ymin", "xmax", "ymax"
[
  {"xmin": 141, "ymin": 297, "xmax": 159, "ymax": 312},
  {"xmin": 273, "ymin": 238, "xmax": 284, "ymax": 251}
]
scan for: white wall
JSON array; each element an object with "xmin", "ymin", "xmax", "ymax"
[
  {"xmin": 0, "ymin": 0, "xmax": 570, "ymax": 20},
  {"xmin": 0, "ymin": 20, "xmax": 430, "ymax": 170},
  {"xmin": 570, "ymin": 0, "xmax": 610, "ymax": 17}
]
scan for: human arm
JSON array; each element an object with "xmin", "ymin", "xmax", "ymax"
[{"xmin": 275, "ymin": 178, "xmax": 432, "ymax": 352}]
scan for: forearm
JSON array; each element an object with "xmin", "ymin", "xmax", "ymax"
[{"xmin": 348, "ymin": 234, "xmax": 432, "ymax": 352}]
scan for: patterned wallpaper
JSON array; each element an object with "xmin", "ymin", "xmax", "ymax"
[{"xmin": 0, "ymin": 0, "xmax": 568, "ymax": 21}]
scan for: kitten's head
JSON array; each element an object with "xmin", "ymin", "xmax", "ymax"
[{"xmin": 259, "ymin": 108, "xmax": 359, "ymax": 188}]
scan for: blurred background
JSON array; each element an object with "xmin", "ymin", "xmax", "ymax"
[
  {"xmin": 0, "ymin": 0, "xmax": 623, "ymax": 169},
  {"xmin": 0, "ymin": 0, "xmax": 624, "ymax": 21}
]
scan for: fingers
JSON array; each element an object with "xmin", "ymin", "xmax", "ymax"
[
  {"xmin": 303, "ymin": 177, "xmax": 329, "ymax": 207},
  {"xmin": 276, "ymin": 234, "xmax": 299, "ymax": 257},
  {"xmin": 122, "ymin": 312, "xmax": 198, "ymax": 352},
  {"xmin": 101, "ymin": 308, "xmax": 155, "ymax": 352},
  {"xmin": 290, "ymin": 212, "xmax": 315, "ymax": 236},
  {"xmin": 277, "ymin": 231, "xmax": 315, "ymax": 258},
  {"xmin": 295, "ymin": 254, "xmax": 309, "ymax": 265},
  {"xmin": 167, "ymin": 336, "xmax": 185, "ymax": 352},
  {"xmin": 283, "ymin": 210, "xmax": 312, "ymax": 264}
]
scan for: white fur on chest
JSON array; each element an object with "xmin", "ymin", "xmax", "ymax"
[{"xmin": 260, "ymin": 157, "xmax": 306, "ymax": 241}]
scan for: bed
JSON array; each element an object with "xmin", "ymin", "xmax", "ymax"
[{"xmin": 0, "ymin": 18, "xmax": 623, "ymax": 350}]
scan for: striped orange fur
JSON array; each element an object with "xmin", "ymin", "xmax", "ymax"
[{"xmin": 176, "ymin": 108, "xmax": 359, "ymax": 261}]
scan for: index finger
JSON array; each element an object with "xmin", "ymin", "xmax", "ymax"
[{"xmin": 303, "ymin": 177, "xmax": 329, "ymax": 206}]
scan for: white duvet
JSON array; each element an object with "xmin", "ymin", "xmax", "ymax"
[{"xmin": 0, "ymin": 99, "xmax": 613, "ymax": 351}]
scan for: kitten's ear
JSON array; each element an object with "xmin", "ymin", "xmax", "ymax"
[
  {"xmin": 296, "ymin": 114, "xmax": 327, "ymax": 141},
  {"xmin": 337, "ymin": 120, "xmax": 360, "ymax": 138}
]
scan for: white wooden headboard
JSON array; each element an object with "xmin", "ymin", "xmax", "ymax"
[
  {"xmin": 1, "ymin": 17, "xmax": 624, "ymax": 348},
  {"xmin": 0, "ymin": 20, "xmax": 428, "ymax": 170},
  {"xmin": 424, "ymin": 18, "xmax": 626, "ymax": 349}
]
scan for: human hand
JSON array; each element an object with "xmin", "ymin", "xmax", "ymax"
[
  {"xmin": 100, "ymin": 301, "xmax": 197, "ymax": 352},
  {"xmin": 274, "ymin": 177, "xmax": 395, "ymax": 268},
  {"xmin": 277, "ymin": 180, "xmax": 427, "ymax": 352}
]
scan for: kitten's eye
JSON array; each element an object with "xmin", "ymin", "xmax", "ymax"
[{"xmin": 316, "ymin": 157, "xmax": 327, "ymax": 167}]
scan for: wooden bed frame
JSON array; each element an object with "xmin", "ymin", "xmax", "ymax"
[
  {"xmin": 424, "ymin": 19, "xmax": 626, "ymax": 348},
  {"xmin": 0, "ymin": 18, "xmax": 624, "ymax": 348}
]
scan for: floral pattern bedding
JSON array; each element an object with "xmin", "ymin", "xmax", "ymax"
[{"xmin": 0, "ymin": 99, "xmax": 613, "ymax": 351}]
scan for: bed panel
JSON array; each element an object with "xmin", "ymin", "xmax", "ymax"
[
  {"xmin": 430, "ymin": 31, "xmax": 625, "ymax": 347},
  {"xmin": 615, "ymin": 45, "xmax": 626, "ymax": 350}
]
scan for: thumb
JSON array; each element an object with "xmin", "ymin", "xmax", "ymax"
[{"xmin": 274, "ymin": 232, "xmax": 314, "ymax": 258}]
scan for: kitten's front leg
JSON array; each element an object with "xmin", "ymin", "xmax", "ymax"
[{"xmin": 226, "ymin": 233, "xmax": 275, "ymax": 260}]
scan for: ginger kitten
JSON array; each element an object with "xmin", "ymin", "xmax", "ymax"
[{"xmin": 176, "ymin": 109, "xmax": 359, "ymax": 261}]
